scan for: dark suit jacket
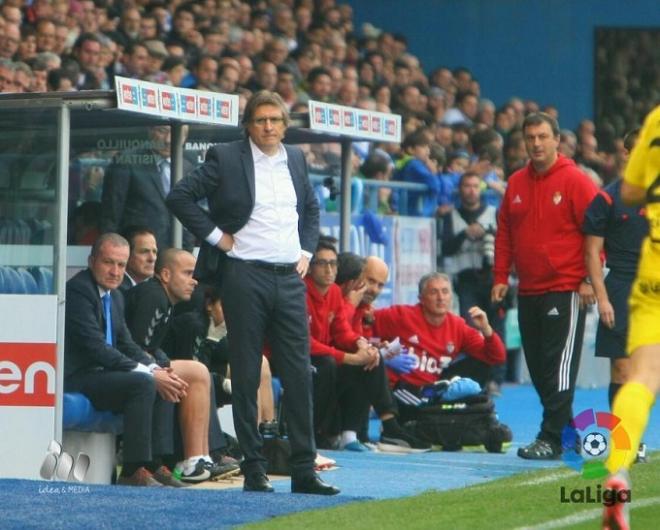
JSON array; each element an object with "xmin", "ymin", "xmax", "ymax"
[
  {"xmin": 64, "ymin": 269, "xmax": 155, "ymax": 380},
  {"xmin": 100, "ymin": 148, "xmax": 194, "ymax": 249},
  {"xmin": 166, "ymin": 139, "xmax": 320, "ymax": 283}
]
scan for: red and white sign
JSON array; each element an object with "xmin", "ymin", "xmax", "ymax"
[
  {"xmin": 308, "ymin": 100, "xmax": 401, "ymax": 143},
  {"xmin": 114, "ymin": 76, "xmax": 238, "ymax": 126},
  {"xmin": 0, "ymin": 295, "xmax": 58, "ymax": 480},
  {"xmin": 0, "ymin": 343, "xmax": 56, "ymax": 407}
]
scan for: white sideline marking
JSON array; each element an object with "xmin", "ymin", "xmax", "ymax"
[
  {"xmin": 514, "ymin": 471, "xmax": 575, "ymax": 487},
  {"xmin": 514, "ymin": 496, "xmax": 660, "ymax": 529}
]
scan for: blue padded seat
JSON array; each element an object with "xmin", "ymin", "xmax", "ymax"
[{"xmin": 63, "ymin": 392, "xmax": 123, "ymax": 434}]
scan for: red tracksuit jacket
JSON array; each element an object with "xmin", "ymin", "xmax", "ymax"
[
  {"xmin": 373, "ymin": 304, "xmax": 506, "ymax": 387},
  {"xmin": 494, "ymin": 155, "xmax": 598, "ymax": 295},
  {"xmin": 305, "ymin": 276, "xmax": 360, "ymax": 364}
]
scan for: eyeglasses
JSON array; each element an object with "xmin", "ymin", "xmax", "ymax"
[
  {"xmin": 312, "ymin": 259, "xmax": 338, "ymax": 268},
  {"xmin": 252, "ymin": 116, "xmax": 285, "ymax": 126}
]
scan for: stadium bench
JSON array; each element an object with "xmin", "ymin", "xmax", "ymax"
[{"xmin": 62, "ymin": 392, "xmax": 123, "ymax": 485}]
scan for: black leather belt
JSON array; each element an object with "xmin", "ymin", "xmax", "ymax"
[{"xmin": 243, "ymin": 260, "xmax": 298, "ymax": 274}]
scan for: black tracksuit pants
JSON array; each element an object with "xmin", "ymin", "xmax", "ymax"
[{"xmin": 518, "ymin": 291, "xmax": 586, "ymax": 448}]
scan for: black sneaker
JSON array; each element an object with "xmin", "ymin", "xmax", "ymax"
[
  {"xmin": 204, "ymin": 459, "xmax": 241, "ymax": 481},
  {"xmin": 635, "ymin": 442, "xmax": 648, "ymax": 464},
  {"xmin": 517, "ymin": 439, "xmax": 561, "ymax": 460},
  {"xmin": 378, "ymin": 426, "xmax": 431, "ymax": 454},
  {"xmin": 180, "ymin": 459, "xmax": 211, "ymax": 483}
]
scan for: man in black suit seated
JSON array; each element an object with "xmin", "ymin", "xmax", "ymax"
[
  {"xmin": 167, "ymin": 90, "xmax": 339, "ymax": 495},
  {"xmin": 124, "ymin": 248, "xmax": 240, "ymax": 481},
  {"xmin": 64, "ymin": 233, "xmax": 187, "ymax": 487},
  {"xmin": 100, "ymin": 125, "xmax": 193, "ymax": 250},
  {"xmin": 118, "ymin": 225, "xmax": 158, "ymax": 294}
]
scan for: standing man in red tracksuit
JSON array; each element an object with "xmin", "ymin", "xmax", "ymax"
[{"xmin": 491, "ymin": 112, "xmax": 598, "ymax": 460}]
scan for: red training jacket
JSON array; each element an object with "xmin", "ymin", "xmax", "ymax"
[
  {"xmin": 305, "ymin": 276, "xmax": 360, "ymax": 364},
  {"xmin": 494, "ymin": 155, "xmax": 598, "ymax": 295},
  {"xmin": 373, "ymin": 304, "xmax": 506, "ymax": 387}
]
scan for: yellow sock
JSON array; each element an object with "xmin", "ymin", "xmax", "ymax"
[{"xmin": 606, "ymin": 381, "xmax": 655, "ymax": 473}]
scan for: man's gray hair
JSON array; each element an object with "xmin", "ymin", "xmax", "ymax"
[
  {"xmin": 90, "ymin": 233, "xmax": 129, "ymax": 257},
  {"xmin": 418, "ymin": 271, "xmax": 452, "ymax": 295}
]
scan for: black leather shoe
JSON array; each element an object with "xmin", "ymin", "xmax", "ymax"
[
  {"xmin": 291, "ymin": 475, "xmax": 340, "ymax": 495},
  {"xmin": 243, "ymin": 472, "xmax": 274, "ymax": 493}
]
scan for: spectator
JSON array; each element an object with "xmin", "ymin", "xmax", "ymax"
[
  {"xmin": 0, "ymin": 59, "xmax": 15, "ymax": 93},
  {"xmin": 201, "ymin": 28, "xmax": 225, "ymax": 58},
  {"xmin": 217, "ymin": 62, "xmax": 239, "ymax": 93},
  {"xmin": 304, "ymin": 66, "xmax": 332, "ymax": 102},
  {"xmin": 47, "ymin": 67, "xmax": 76, "ymax": 91},
  {"xmin": 30, "ymin": 61, "xmax": 49, "ymax": 92},
  {"xmin": 191, "ymin": 54, "xmax": 219, "ymax": 91},
  {"xmin": 78, "ymin": 0, "xmax": 99, "ymax": 35},
  {"xmin": 71, "ymin": 32, "xmax": 102, "ymax": 90},
  {"xmin": 162, "ymin": 56, "xmax": 187, "ymax": 87},
  {"xmin": 119, "ymin": 7, "xmax": 142, "ymax": 45},
  {"xmin": 35, "ymin": 19, "xmax": 57, "ymax": 53},
  {"xmin": 0, "ymin": 23, "xmax": 20, "ymax": 60},
  {"xmin": 443, "ymin": 91, "xmax": 479, "ymax": 126},
  {"xmin": 143, "ymin": 40, "xmax": 169, "ymax": 84},
  {"xmin": 359, "ymin": 149, "xmax": 395, "ymax": 215},
  {"xmin": 120, "ymin": 41, "xmax": 150, "ymax": 80},
  {"xmin": 17, "ymin": 25, "xmax": 38, "ymax": 62},
  {"xmin": 140, "ymin": 13, "xmax": 161, "ymax": 42},
  {"xmin": 395, "ymin": 130, "xmax": 442, "ymax": 217},
  {"xmin": 275, "ymin": 64, "xmax": 298, "ymax": 109},
  {"xmin": 12, "ymin": 61, "xmax": 32, "ymax": 92},
  {"xmin": 249, "ymin": 60, "xmax": 277, "ymax": 92}
]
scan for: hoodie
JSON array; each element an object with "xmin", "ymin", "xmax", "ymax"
[{"xmin": 494, "ymin": 155, "xmax": 598, "ymax": 295}]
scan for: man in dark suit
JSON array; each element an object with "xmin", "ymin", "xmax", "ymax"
[
  {"xmin": 64, "ymin": 233, "xmax": 188, "ymax": 487},
  {"xmin": 100, "ymin": 126, "xmax": 193, "ymax": 250},
  {"xmin": 167, "ymin": 90, "xmax": 339, "ymax": 495},
  {"xmin": 118, "ymin": 225, "xmax": 158, "ymax": 294}
]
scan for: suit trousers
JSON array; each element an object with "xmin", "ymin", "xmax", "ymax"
[
  {"xmin": 65, "ymin": 370, "xmax": 174, "ymax": 464},
  {"xmin": 220, "ymin": 258, "xmax": 316, "ymax": 479},
  {"xmin": 518, "ymin": 291, "xmax": 585, "ymax": 447}
]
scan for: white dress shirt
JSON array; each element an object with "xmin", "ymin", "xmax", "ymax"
[{"xmin": 207, "ymin": 139, "xmax": 308, "ymax": 263}]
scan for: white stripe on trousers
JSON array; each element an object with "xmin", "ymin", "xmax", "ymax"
[{"xmin": 558, "ymin": 292, "xmax": 579, "ymax": 392}]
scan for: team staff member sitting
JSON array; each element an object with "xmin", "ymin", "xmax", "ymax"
[
  {"xmin": 118, "ymin": 225, "xmax": 158, "ymax": 293},
  {"xmin": 373, "ymin": 272, "xmax": 506, "ymax": 420},
  {"xmin": 306, "ymin": 236, "xmax": 430, "ymax": 453},
  {"xmin": 124, "ymin": 248, "xmax": 239, "ymax": 482},
  {"xmin": 64, "ymin": 233, "xmax": 186, "ymax": 487}
]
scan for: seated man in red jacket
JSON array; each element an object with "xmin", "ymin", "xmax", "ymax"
[
  {"xmin": 306, "ymin": 236, "xmax": 430, "ymax": 453},
  {"xmin": 373, "ymin": 271, "xmax": 506, "ymax": 421}
]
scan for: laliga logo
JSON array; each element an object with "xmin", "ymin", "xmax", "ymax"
[{"xmin": 561, "ymin": 408, "xmax": 631, "ymax": 479}]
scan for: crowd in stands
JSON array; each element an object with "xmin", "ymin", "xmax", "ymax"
[{"xmin": 0, "ymin": 0, "xmax": 643, "ymax": 213}]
